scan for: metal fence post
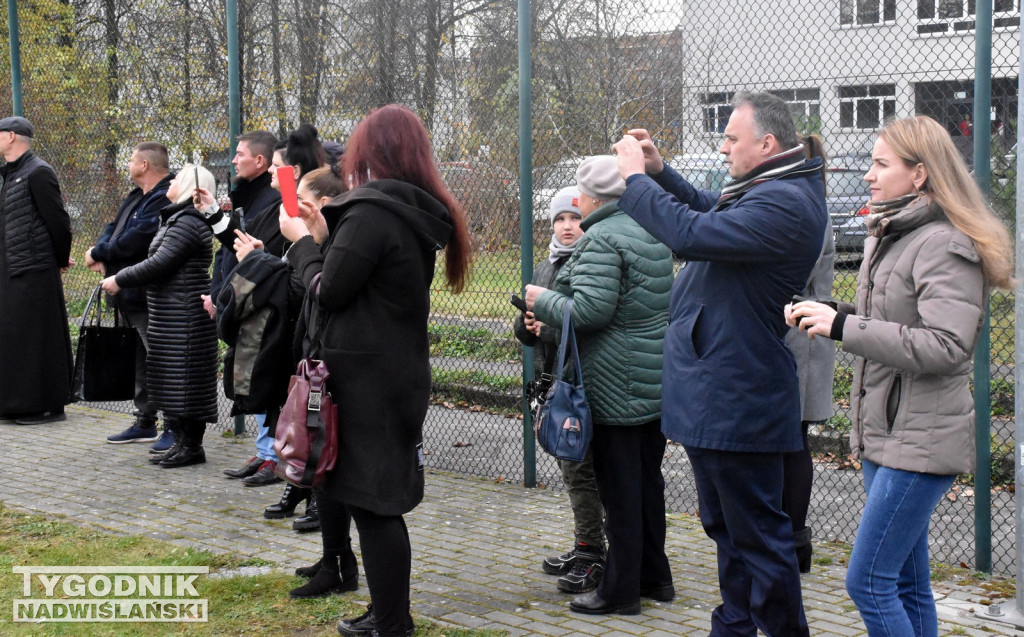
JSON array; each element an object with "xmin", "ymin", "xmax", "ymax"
[
  {"xmin": 972, "ymin": 0, "xmax": 993, "ymax": 575},
  {"xmin": 6, "ymin": 0, "xmax": 22, "ymax": 116},
  {"xmin": 1014, "ymin": 16, "xmax": 1024, "ymax": 614},
  {"xmin": 518, "ymin": 0, "xmax": 536, "ymax": 488},
  {"xmin": 226, "ymin": 0, "xmax": 240, "ymax": 171},
  {"xmin": 226, "ymin": 0, "xmax": 244, "ymax": 436}
]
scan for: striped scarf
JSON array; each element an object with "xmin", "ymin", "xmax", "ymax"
[{"xmin": 715, "ymin": 145, "xmax": 811, "ymax": 210}]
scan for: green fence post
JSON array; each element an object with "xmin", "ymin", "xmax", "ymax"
[
  {"xmin": 7, "ymin": 0, "xmax": 22, "ymax": 116},
  {"xmin": 972, "ymin": 0, "xmax": 993, "ymax": 574},
  {"xmin": 518, "ymin": 0, "xmax": 536, "ymax": 488},
  {"xmin": 226, "ymin": 0, "xmax": 244, "ymax": 436}
]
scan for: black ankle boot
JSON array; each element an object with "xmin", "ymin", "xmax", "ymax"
[
  {"xmin": 158, "ymin": 418, "xmax": 206, "ymax": 468},
  {"xmin": 264, "ymin": 484, "xmax": 308, "ymax": 519},
  {"xmin": 288, "ymin": 556, "xmax": 358, "ymax": 598},
  {"xmin": 292, "ymin": 491, "xmax": 320, "ymax": 531},
  {"xmin": 794, "ymin": 526, "xmax": 813, "ymax": 574},
  {"xmin": 295, "ymin": 558, "xmax": 322, "ymax": 579}
]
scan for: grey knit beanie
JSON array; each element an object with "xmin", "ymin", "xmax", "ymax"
[{"xmin": 548, "ymin": 186, "xmax": 582, "ymax": 227}]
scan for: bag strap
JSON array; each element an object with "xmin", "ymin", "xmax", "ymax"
[
  {"xmin": 301, "ymin": 359, "xmax": 330, "ymax": 487},
  {"xmin": 553, "ymin": 300, "xmax": 584, "ymax": 386},
  {"xmin": 306, "ymin": 273, "xmax": 330, "ymax": 359},
  {"xmin": 79, "ymin": 285, "xmax": 103, "ymax": 331}
]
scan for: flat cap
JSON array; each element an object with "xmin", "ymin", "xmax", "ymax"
[
  {"xmin": 576, "ymin": 155, "xmax": 626, "ymax": 201},
  {"xmin": 0, "ymin": 116, "xmax": 33, "ymax": 138}
]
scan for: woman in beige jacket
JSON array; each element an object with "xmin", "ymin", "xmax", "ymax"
[{"xmin": 786, "ymin": 115, "xmax": 1013, "ymax": 636}]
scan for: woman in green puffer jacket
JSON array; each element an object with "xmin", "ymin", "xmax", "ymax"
[{"xmin": 525, "ymin": 155, "xmax": 674, "ymax": 617}]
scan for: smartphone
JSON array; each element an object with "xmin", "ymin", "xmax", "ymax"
[
  {"xmin": 193, "ymin": 165, "xmax": 199, "ymax": 192},
  {"xmin": 278, "ymin": 165, "xmax": 300, "ymax": 218},
  {"xmin": 510, "ymin": 294, "xmax": 529, "ymax": 313}
]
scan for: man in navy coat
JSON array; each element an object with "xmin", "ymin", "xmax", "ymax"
[{"xmin": 612, "ymin": 91, "xmax": 827, "ymax": 636}]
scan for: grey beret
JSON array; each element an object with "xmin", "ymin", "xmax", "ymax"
[{"xmin": 576, "ymin": 155, "xmax": 625, "ymax": 200}]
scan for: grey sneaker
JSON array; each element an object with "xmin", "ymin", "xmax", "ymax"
[{"xmin": 557, "ymin": 553, "xmax": 605, "ymax": 594}]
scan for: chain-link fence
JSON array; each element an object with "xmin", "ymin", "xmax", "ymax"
[{"xmin": 0, "ymin": 0, "xmax": 1018, "ymax": 572}]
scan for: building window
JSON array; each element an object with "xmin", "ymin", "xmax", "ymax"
[
  {"xmin": 916, "ymin": 0, "xmax": 1020, "ymax": 33},
  {"xmin": 841, "ymin": 0, "xmax": 896, "ymax": 25},
  {"xmin": 768, "ymin": 88, "xmax": 822, "ymax": 132},
  {"xmin": 702, "ymin": 93, "xmax": 732, "ymax": 133},
  {"xmin": 839, "ymin": 85, "xmax": 896, "ymax": 130}
]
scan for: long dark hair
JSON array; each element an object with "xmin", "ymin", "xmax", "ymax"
[
  {"xmin": 343, "ymin": 104, "xmax": 472, "ymax": 292},
  {"xmin": 801, "ymin": 134, "xmax": 828, "ymax": 195}
]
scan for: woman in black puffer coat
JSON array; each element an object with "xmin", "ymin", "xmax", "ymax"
[{"xmin": 101, "ymin": 164, "xmax": 219, "ymax": 468}]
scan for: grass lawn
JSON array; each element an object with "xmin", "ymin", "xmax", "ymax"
[{"xmin": 0, "ymin": 504, "xmax": 503, "ymax": 637}]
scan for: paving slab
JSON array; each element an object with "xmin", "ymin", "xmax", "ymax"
[{"xmin": 0, "ymin": 405, "xmax": 1020, "ymax": 636}]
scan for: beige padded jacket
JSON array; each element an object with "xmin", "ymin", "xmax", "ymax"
[{"xmin": 842, "ymin": 196, "xmax": 984, "ymax": 475}]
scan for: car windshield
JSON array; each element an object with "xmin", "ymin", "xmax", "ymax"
[
  {"xmin": 827, "ymin": 170, "xmax": 868, "ymax": 198},
  {"xmin": 676, "ymin": 167, "xmax": 728, "ymax": 190}
]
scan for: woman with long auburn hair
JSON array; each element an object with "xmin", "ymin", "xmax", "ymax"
[
  {"xmin": 787, "ymin": 115, "xmax": 1012, "ymax": 636},
  {"xmin": 280, "ymin": 103, "xmax": 471, "ymax": 637}
]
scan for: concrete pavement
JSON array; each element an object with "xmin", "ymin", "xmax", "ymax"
[{"xmin": 0, "ymin": 405, "xmax": 1019, "ymax": 636}]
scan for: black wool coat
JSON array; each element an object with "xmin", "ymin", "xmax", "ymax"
[
  {"xmin": 116, "ymin": 201, "xmax": 219, "ymax": 422},
  {"xmin": 287, "ymin": 180, "xmax": 454, "ymax": 516}
]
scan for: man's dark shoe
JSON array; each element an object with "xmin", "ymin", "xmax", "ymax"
[
  {"xmin": 264, "ymin": 484, "xmax": 307, "ymax": 519},
  {"xmin": 225, "ymin": 456, "xmax": 264, "ymax": 479},
  {"xmin": 148, "ymin": 428, "xmax": 176, "ymax": 454},
  {"xmin": 556, "ymin": 552, "xmax": 604, "ymax": 593},
  {"xmin": 569, "ymin": 590, "xmax": 641, "ymax": 615},
  {"xmin": 158, "ymin": 446, "xmax": 206, "ymax": 468},
  {"xmin": 288, "ymin": 565, "xmax": 357, "ymax": 599},
  {"xmin": 15, "ymin": 411, "xmax": 66, "ymax": 425},
  {"xmin": 640, "ymin": 583, "xmax": 675, "ymax": 602},
  {"xmin": 336, "ymin": 607, "xmax": 374, "ymax": 636},
  {"xmin": 107, "ymin": 420, "xmax": 159, "ymax": 444},
  {"xmin": 292, "ymin": 491, "xmax": 320, "ymax": 531},
  {"xmin": 241, "ymin": 460, "xmax": 282, "ymax": 486}
]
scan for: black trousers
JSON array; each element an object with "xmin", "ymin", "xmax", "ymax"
[
  {"xmin": 590, "ymin": 419, "xmax": 672, "ymax": 604},
  {"xmin": 686, "ymin": 446, "xmax": 809, "ymax": 637},
  {"xmin": 346, "ymin": 503, "xmax": 414, "ymax": 636},
  {"xmin": 314, "ymin": 493, "xmax": 358, "ymax": 580}
]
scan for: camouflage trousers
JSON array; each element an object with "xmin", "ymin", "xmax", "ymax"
[{"xmin": 558, "ymin": 445, "xmax": 605, "ymax": 547}]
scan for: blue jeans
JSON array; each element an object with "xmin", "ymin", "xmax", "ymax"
[
  {"xmin": 254, "ymin": 414, "xmax": 278, "ymax": 462},
  {"xmin": 846, "ymin": 460, "xmax": 955, "ymax": 637}
]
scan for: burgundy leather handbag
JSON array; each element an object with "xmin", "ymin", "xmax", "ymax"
[{"xmin": 273, "ymin": 358, "xmax": 338, "ymax": 488}]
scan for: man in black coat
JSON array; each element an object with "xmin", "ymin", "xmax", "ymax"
[
  {"xmin": 0, "ymin": 116, "xmax": 74, "ymax": 425},
  {"xmin": 201, "ymin": 130, "xmax": 282, "ymax": 315},
  {"xmin": 87, "ymin": 142, "xmax": 172, "ymax": 446},
  {"xmin": 197, "ymin": 130, "xmax": 285, "ymax": 488}
]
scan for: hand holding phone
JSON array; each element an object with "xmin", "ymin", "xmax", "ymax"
[
  {"xmin": 278, "ymin": 165, "xmax": 300, "ymax": 218},
  {"xmin": 510, "ymin": 294, "xmax": 529, "ymax": 313}
]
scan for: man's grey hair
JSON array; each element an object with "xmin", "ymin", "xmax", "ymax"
[
  {"xmin": 731, "ymin": 91, "xmax": 799, "ymax": 150},
  {"xmin": 14, "ymin": 134, "xmax": 31, "ymax": 145}
]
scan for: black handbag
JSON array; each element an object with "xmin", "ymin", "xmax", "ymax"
[
  {"xmin": 534, "ymin": 300, "xmax": 593, "ymax": 462},
  {"xmin": 71, "ymin": 285, "xmax": 138, "ymax": 402}
]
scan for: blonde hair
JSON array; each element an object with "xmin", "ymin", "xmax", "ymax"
[
  {"xmin": 173, "ymin": 164, "xmax": 216, "ymax": 204},
  {"xmin": 879, "ymin": 116, "xmax": 1014, "ymax": 288}
]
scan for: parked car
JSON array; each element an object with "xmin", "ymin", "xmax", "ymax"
[
  {"xmin": 825, "ymin": 163, "xmax": 870, "ymax": 257},
  {"xmin": 666, "ymin": 154, "xmax": 729, "ymax": 191},
  {"xmin": 439, "ymin": 160, "xmax": 519, "ymax": 249}
]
